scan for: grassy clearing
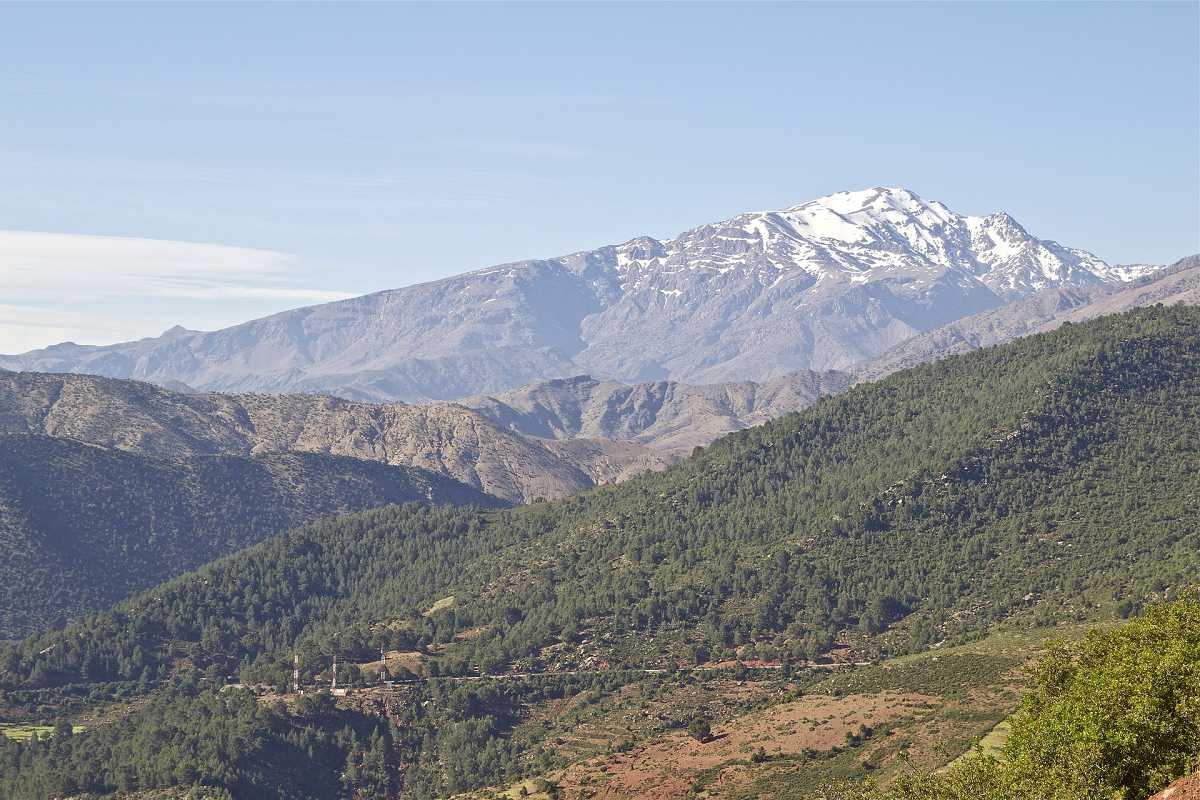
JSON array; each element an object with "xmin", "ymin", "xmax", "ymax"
[
  {"xmin": 939, "ymin": 715, "xmax": 1014, "ymax": 772},
  {"xmin": 0, "ymin": 723, "xmax": 84, "ymax": 740},
  {"xmin": 423, "ymin": 595, "xmax": 455, "ymax": 616},
  {"xmin": 0, "ymin": 723, "xmax": 54, "ymax": 740}
]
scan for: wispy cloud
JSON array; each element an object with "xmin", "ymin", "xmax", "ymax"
[
  {"xmin": 0, "ymin": 230, "xmax": 353, "ymax": 353},
  {"xmin": 0, "ymin": 230, "xmax": 350, "ymax": 300}
]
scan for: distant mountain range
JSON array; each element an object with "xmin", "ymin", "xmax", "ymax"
[
  {"xmin": 4, "ymin": 257, "xmax": 1190, "ymax": 514},
  {"xmin": 8, "ymin": 307, "xmax": 1198, "ymax": 742},
  {"xmin": 0, "ymin": 190, "xmax": 1193, "ymax": 641},
  {"xmin": 0, "ymin": 187, "xmax": 1164, "ymax": 402}
]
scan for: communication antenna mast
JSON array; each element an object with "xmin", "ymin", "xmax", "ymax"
[
  {"xmin": 292, "ymin": 653, "xmax": 300, "ymax": 694},
  {"xmin": 331, "ymin": 654, "xmax": 338, "ymax": 691}
]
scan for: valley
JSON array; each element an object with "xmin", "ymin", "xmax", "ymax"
[{"xmin": 1, "ymin": 253, "xmax": 1192, "ymax": 645}]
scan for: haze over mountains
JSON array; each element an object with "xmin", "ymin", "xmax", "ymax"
[{"xmin": 0, "ymin": 187, "xmax": 1163, "ymax": 402}]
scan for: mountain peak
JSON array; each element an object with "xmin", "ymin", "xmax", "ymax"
[
  {"xmin": 788, "ymin": 186, "xmax": 957, "ymax": 218},
  {"xmin": 798, "ymin": 185, "xmax": 926, "ymax": 209}
]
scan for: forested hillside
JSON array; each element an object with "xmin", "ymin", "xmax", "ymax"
[
  {"xmin": 0, "ymin": 307, "xmax": 1195, "ymax": 799},
  {"xmin": 0, "ymin": 436, "xmax": 499, "ymax": 638},
  {"xmin": 2, "ymin": 307, "xmax": 1195, "ymax": 686}
]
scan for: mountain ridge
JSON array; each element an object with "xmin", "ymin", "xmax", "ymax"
[
  {"xmin": 1, "ymin": 307, "xmax": 1197, "ymax": 800},
  {"xmin": 857, "ymin": 253, "xmax": 1198, "ymax": 381},
  {"xmin": 5, "ymin": 306, "xmax": 1196, "ymax": 688},
  {"xmin": 0, "ymin": 371, "xmax": 667, "ymax": 505},
  {"xmin": 1, "ymin": 187, "xmax": 1157, "ymax": 402},
  {"xmin": 0, "ymin": 368, "xmax": 851, "ymax": 503},
  {"xmin": 461, "ymin": 369, "xmax": 852, "ymax": 454}
]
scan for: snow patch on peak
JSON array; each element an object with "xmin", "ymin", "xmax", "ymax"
[
  {"xmin": 593, "ymin": 187, "xmax": 1150, "ymax": 304},
  {"xmin": 1106, "ymin": 263, "xmax": 1163, "ymax": 282},
  {"xmin": 779, "ymin": 187, "xmax": 959, "ymax": 248},
  {"xmin": 793, "ymin": 187, "xmax": 938, "ymax": 218}
]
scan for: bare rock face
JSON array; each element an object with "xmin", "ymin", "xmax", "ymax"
[
  {"xmin": 857, "ymin": 255, "xmax": 1198, "ymax": 382},
  {"xmin": 0, "ymin": 188, "xmax": 1154, "ymax": 402}
]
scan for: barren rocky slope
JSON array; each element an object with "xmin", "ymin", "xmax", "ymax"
[
  {"xmin": 0, "ymin": 365, "xmax": 856, "ymax": 502},
  {"xmin": 462, "ymin": 369, "xmax": 852, "ymax": 455},
  {"xmin": 0, "ymin": 372, "xmax": 667, "ymax": 504},
  {"xmin": 1150, "ymin": 771, "xmax": 1200, "ymax": 800}
]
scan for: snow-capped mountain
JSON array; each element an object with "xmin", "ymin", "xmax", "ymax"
[
  {"xmin": 0, "ymin": 188, "xmax": 1160, "ymax": 401},
  {"xmin": 614, "ymin": 188, "xmax": 1138, "ymax": 300}
]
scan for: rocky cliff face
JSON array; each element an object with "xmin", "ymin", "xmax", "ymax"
[{"xmin": 1, "ymin": 188, "xmax": 1154, "ymax": 402}]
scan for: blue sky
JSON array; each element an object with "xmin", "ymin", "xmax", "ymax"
[{"xmin": 0, "ymin": 1, "xmax": 1196, "ymax": 351}]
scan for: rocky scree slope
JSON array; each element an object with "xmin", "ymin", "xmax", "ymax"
[{"xmin": 461, "ymin": 369, "xmax": 852, "ymax": 455}]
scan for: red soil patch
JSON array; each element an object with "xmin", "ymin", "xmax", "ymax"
[
  {"xmin": 557, "ymin": 691, "xmax": 936, "ymax": 800},
  {"xmin": 1151, "ymin": 772, "xmax": 1200, "ymax": 800}
]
